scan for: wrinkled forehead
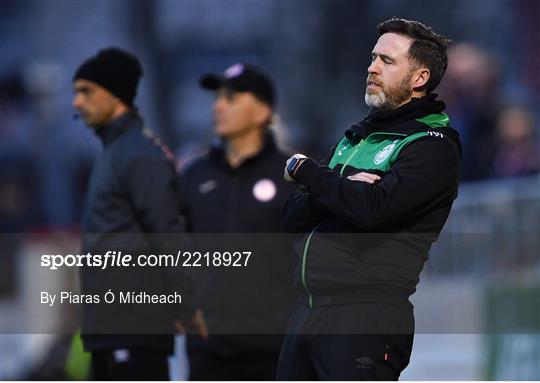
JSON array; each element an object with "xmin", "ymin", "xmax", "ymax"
[{"xmin": 372, "ymin": 32, "xmax": 414, "ymax": 60}]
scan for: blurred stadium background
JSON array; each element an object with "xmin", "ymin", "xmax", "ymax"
[{"xmin": 1, "ymin": 0, "xmax": 539, "ymax": 380}]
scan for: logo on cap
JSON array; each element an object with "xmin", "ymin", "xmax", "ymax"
[{"xmin": 225, "ymin": 64, "xmax": 244, "ymax": 78}]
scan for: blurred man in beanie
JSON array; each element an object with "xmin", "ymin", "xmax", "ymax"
[
  {"xmin": 178, "ymin": 63, "xmax": 297, "ymax": 380},
  {"xmin": 73, "ymin": 47, "xmax": 206, "ymax": 380}
]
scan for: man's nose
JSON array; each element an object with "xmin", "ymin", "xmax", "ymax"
[
  {"xmin": 72, "ymin": 94, "xmax": 83, "ymax": 109},
  {"xmin": 367, "ymin": 59, "xmax": 380, "ymax": 75},
  {"xmin": 213, "ymin": 96, "xmax": 226, "ymax": 114}
]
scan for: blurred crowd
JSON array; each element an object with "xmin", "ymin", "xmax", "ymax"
[{"xmin": 439, "ymin": 43, "xmax": 539, "ymax": 181}]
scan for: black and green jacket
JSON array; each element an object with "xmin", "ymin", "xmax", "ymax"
[{"xmin": 283, "ymin": 94, "xmax": 461, "ymax": 308}]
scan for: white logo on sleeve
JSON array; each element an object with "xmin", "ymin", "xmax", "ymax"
[
  {"xmin": 374, "ymin": 140, "xmax": 399, "ymax": 165},
  {"xmin": 253, "ymin": 179, "xmax": 276, "ymax": 202},
  {"xmin": 427, "ymin": 131, "xmax": 444, "ymax": 138},
  {"xmin": 113, "ymin": 349, "xmax": 130, "ymax": 363},
  {"xmin": 199, "ymin": 180, "xmax": 218, "ymax": 194}
]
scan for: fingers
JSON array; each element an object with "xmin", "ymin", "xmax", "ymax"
[
  {"xmin": 175, "ymin": 310, "xmax": 209, "ymax": 339},
  {"xmin": 195, "ymin": 309, "xmax": 209, "ymax": 340},
  {"xmin": 347, "ymin": 172, "xmax": 381, "ymax": 184},
  {"xmin": 347, "ymin": 172, "xmax": 380, "ymax": 183}
]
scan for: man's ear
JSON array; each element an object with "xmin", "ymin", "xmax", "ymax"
[
  {"xmin": 112, "ymin": 93, "xmax": 129, "ymax": 109},
  {"xmin": 412, "ymin": 67, "xmax": 430, "ymax": 91},
  {"xmin": 254, "ymin": 102, "xmax": 272, "ymax": 126}
]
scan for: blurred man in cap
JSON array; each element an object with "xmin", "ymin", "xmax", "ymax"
[
  {"xmin": 278, "ymin": 18, "xmax": 461, "ymax": 380},
  {"xmin": 73, "ymin": 47, "xmax": 206, "ymax": 380},
  {"xmin": 178, "ymin": 63, "xmax": 297, "ymax": 380}
]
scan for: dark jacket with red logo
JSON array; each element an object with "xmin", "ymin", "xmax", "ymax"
[
  {"xmin": 178, "ymin": 132, "xmax": 297, "ymax": 355},
  {"xmin": 283, "ymin": 94, "xmax": 462, "ymax": 309}
]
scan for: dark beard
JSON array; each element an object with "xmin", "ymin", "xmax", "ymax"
[{"xmin": 376, "ymin": 73, "xmax": 414, "ymax": 111}]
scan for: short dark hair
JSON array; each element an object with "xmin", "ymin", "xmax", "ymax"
[{"xmin": 377, "ymin": 18, "xmax": 451, "ymax": 93}]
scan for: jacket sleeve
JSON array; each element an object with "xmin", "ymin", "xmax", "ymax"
[
  {"xmin": 281, "ymin": 145, "xmax": 336, "ymax": 233},
  {"xmin": 282, "ymin": 186, "xmax": 326, "ymax": 233},
  {"xmin": 293, "ymin": 137, "xmax": 460, "ymax": 230},
  {"xmin": 177, "ymin": 165, "xmax": 194, "ymax": 233},
  {"xmin": 124, "ymin": 154, "xmax": 183, "ymax": 233},
  {"xmin": 122, "ymin": 153, "xmax": 197, "ymax": 319}
]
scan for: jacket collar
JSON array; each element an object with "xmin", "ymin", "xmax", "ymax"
[
  {"xmin": 95, "ymin": 110, "xmax": 142, "ymax": 146},
  {"xmin": 210, "ymin": 130, "xmax": 278, "ymax": 168},
  {"xmin": 346, "ymin": 94, "xmax": 446, "ymax": 143}
]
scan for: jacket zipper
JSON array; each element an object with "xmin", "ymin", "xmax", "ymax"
[
  {"xmin": 301, "ymin": 132, "xmax": 411, "ymax": 309},
  {"xmin": 301, "ymin": 223, "xmax": 320, "ymax": 308},
  {"xmin": 340, "ymin": 139, "xmax": 365, "ymax": 175},
  {"xmin": 301, "ymin": 140, "xmax": 366, "ymax": 308}
]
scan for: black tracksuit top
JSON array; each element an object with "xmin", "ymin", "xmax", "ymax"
[
  {"xmin": 178, "ymin": 133, "xmax": 294, "ymax": 233},
  {"xmin": 283, "ymin": 94, "xmax": 462, "ymax": 308},
  {"xmin": 178, "ymin": 133, "xmax": 298, "ymax": 353},
  {"xmin": 80, "ymin": 111, "xmax": 191, "ymax": 353}
]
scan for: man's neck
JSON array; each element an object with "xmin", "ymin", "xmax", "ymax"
[
  {"xmin": 396, "ymin": 90, "xmax": 427, "ymax": 109},
  {"xmin": 110, "ymin": 103, "xmax": 130, "ymax": 122},
  {"xmin": 225, "ymin": 128, "xmax": 264, "ymax": 168},
  {"xmin": 95, "ymin": 103, "xmax": 131, "ymax": 129}
]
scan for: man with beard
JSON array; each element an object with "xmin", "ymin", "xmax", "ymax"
[{"xmin": 277, "ymin": 18, "xmax": 461, "ymax": 380}]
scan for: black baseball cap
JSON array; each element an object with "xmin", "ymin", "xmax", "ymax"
[{"xmin": 200, "ymin": 63, "xmax": 275, "ymax": 107}]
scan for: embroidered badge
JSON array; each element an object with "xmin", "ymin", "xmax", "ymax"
[{"xmin": 374, "ymin": 140, "xmax": 398, "ymax": 165}]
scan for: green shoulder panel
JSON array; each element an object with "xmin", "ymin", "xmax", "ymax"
[
  {"xmin": 328, "ymin": 113, "xmax": 451, "ymax": 173},
  {"xmin": 415, "ymin": 113, "xmax": 450, "ymax": 128},
  {"xmin": 329, "ymin": 134, "xmax": 409, "ymax": 173},
  {"xmin": 355, "ymin": 132, "xmax": 430, "ymax": 172}
]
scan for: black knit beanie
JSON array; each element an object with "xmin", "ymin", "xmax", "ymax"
[{"xmin": 73, "ymin": 47, "xmax": 143, "ymax": 107}]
